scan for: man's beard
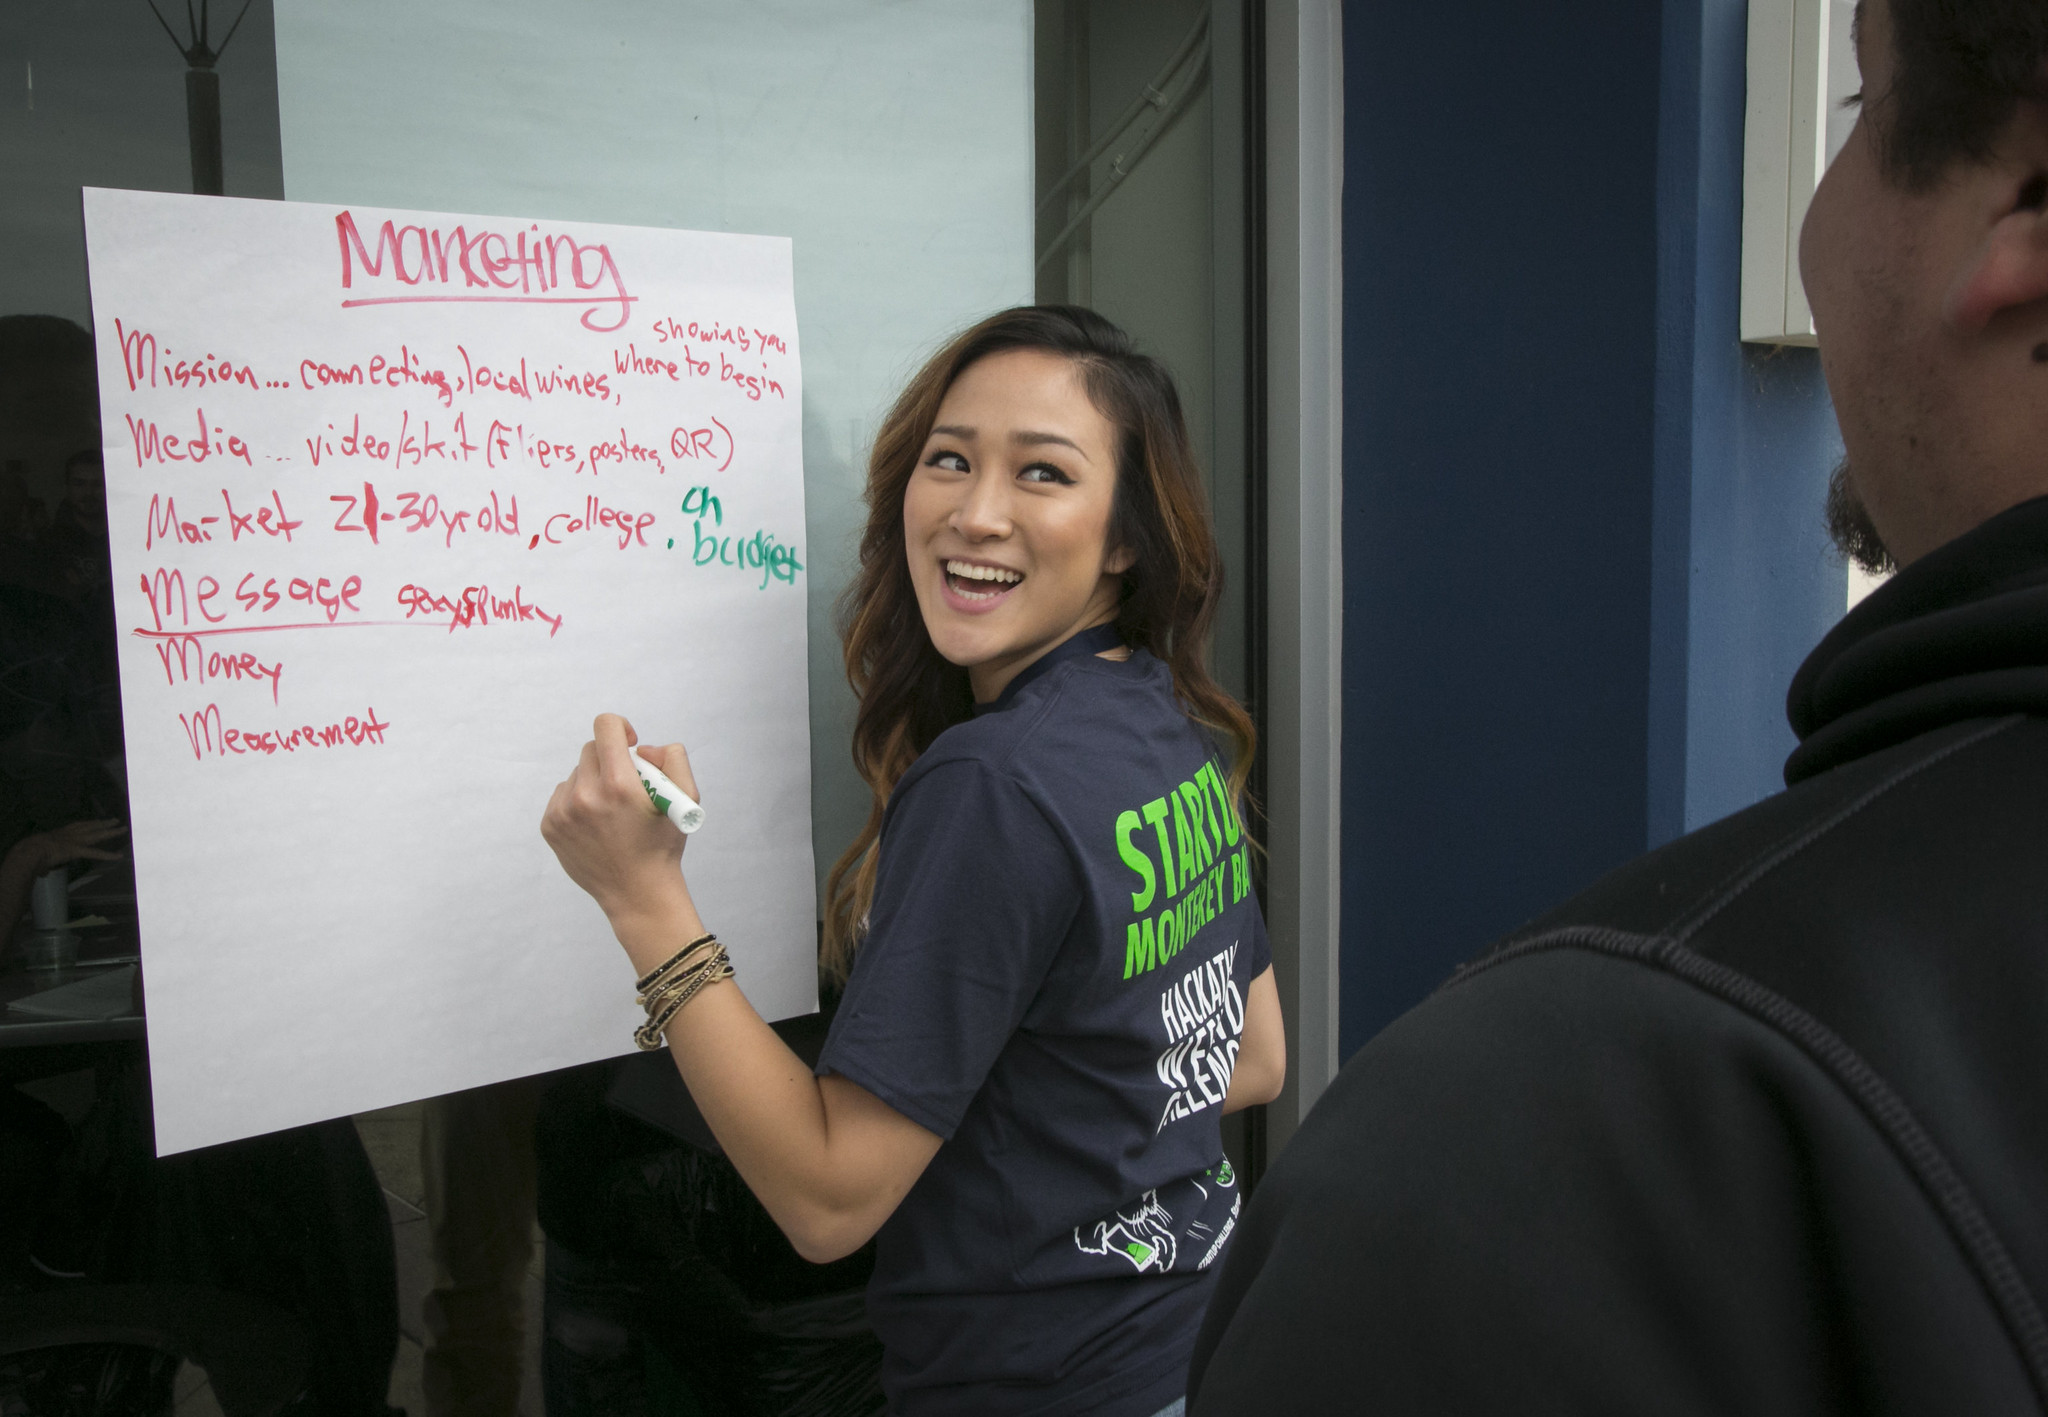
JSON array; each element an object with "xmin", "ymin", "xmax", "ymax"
[{"xmin": 1824, "ymin": 457, "xmax": 1896, "ymax": 576}]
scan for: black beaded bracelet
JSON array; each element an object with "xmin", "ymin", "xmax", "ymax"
[
  {"xmin": 636, "ymin": 942, "xmax": 721, "ymax": 1009},
  {"xmin": 635, "ymin": 932, "xmax": 718, "ymax": 995},
  {"xmin": 638, "ymin": 948, "xmax": 719, "ymax": 1019},
  {"xmin": 632, "ymin": 946, "xmax": 734, "ymax": 1050}
]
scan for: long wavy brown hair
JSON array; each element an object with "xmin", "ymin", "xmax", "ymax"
[{"xmin": 822, "ymin": 305, "xmax": 1255, "ymax": 983}]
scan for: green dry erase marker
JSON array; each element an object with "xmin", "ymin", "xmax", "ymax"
[{"xmin": 629, "ymin": 748, "xmax": 706, "ymax": 834}]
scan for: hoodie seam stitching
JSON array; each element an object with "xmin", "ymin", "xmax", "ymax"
[
  {"xmin": 1440, "ymin": 925, "xmax": 2048, "ymax": 1412},
  {"xmin": 1665, "ymin": 715, "xmax": 2020, "ymax": 944}
]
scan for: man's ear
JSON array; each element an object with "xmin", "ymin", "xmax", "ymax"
[{"xmin": 1945, "ymin": 175, "xmax": 2048, "ymax": 329}]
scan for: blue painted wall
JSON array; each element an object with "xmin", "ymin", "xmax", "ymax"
[
  {"xmin": 1338, "ymin": 0, "xmax": 1846, "ymax": 1056},
  {"xmin": 1652, "ymin": 0, "xmax": 1847, "ymax": 844},
  {"xmin": 1338, "ymin": 1, "xmax": 1664, "ymax": 1052}
]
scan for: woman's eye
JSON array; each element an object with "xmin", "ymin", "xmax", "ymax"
[
  {"xmin": 1019, "ymin": 462, "xmax": 1073, "ymax": 485},
  {"xmin": 925, "ymin": 450, "xmax": 969, "ymax": 473}
]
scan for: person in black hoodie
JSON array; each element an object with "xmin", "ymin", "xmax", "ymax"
[{"xmin": 1188, "ymin": 2, "xmax": 2048, "ymax": 1413}]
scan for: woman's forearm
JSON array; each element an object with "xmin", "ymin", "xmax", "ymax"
[
  {"xmin": 542, "ymin": 722, "xmax": 941, "ymax": 1259},
  {"xmin": 608, "ymin": 886, "xmax": 940, "ymax": 1262},
  {"xmin": 1221, "ymin": 966, "xmax": 1287, "ymax": 1113}
]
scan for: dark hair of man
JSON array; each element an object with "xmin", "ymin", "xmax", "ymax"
[
  {"xmin": 820, "ymin": 304, "xmax": 1255, "ymax": 984},
  {"xmin": 1880, "ymin": 0, "xmax": 2048, "ymax": 189},
  {"xmin": 1824, "ymin": 457, "xmax": 1896, "ymax": 574}
]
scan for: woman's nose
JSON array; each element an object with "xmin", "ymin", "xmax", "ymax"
[{"xmin": 950, "ymin": 470, "xmax": 1012, "ymax": 540}]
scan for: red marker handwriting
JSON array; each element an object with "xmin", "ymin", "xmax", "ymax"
[
  {"xmin": 297, "ymin": 345, "xmax": 456, "ymax": 407},
  {"xmin": 456, "ymin": 345, "xmax": 615, "ymax": 404},
  {"xmin": 126, "ymin": 408, "xmax": 253, "ymax": 467},
  {"xmin": 144, "ymin": 488, "xmax": 297, "ymax": 549},
  {"xmin": 397, "ymin": 581, "xmax": 563, "ymax": 637},
  {"xmin": 530, "ymin": 495, "xmax": 656, "ymax": 550},
  {"xmin": 115, "ymin": 319, "xmax": 264, "ymax": 393},
  {"xmin": 336, "ymin": 211, "xmax": 634, "ymax": 333},
  {"xmin": 647, "ymin": 317, "xmax": 787, "ymax": 355},
  {"xmin": 668, "ymin": 418, "xmax": 734, "ymax": 472},
  {"xmin": 178, "ymin": 701, "xmax": 390, "ymax": 760},
  {"xmin": 136, "ymin": 567, "xmax": 364, "ymax": 631},
  {"xmin": 147, "ymin": 635, "xmax": 285, "ymax": 704},
  {"xmin": 303, "ymin": 411, "xmax": 477, "ymax": 468},
  {"xmin": 331, "ymin": 484, "xmax": 519, "ymax": 547}
]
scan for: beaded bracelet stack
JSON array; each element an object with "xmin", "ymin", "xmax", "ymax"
[{"xmin": 632, "ymin": 931, "xmax": 734, "ymax": 1051}]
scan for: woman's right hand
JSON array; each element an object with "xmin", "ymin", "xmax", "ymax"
[
  {"xmin": 543, "ymin": 720, "xmax": 942, "ymax": 1265},
  {"xmin": 540, "ymin": 713, "xmax": 699, "ymax": 936}
]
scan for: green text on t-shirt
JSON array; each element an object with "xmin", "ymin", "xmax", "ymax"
[{"xmin": 1113, "ymin": 760, "xmax": 1253, "ymax": 980}]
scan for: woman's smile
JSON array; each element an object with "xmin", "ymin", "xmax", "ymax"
[{"xmin": 940, "ymin": 557, "xmax": 1025, "ymax": 609}]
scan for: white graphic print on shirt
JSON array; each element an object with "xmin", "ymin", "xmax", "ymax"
[
  {"xmin": 1072, "ymin": 1158, "xmax": 1241, "ymax": 1274},
  {"xmin": 1156, "ymin": 942, "xmax": 1244, "ymax": 1132},
  {"xmin": 1075, "ymin": 1191, "xmax": 1180, "ymax": 1272}
]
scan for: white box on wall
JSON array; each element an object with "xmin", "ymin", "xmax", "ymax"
[{"xmin": 1742, "ymin": 0, "xmax": 1860, "ymax": 344}]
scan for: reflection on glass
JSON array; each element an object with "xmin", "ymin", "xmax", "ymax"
[
  {"xmin": 1, "ymin": 7, "xmax": 414, "ymax": 1415},
  {"xmin": 141, "ymin": 0, "xmax": 264, "ymax": 196},
  {"xmin": 4, "ymin": 6, "xmax": 886, "ymax": 1411},
  {"xmin": 2, "ymin": 4, "xmax": 1239, "ymax": 1412}
]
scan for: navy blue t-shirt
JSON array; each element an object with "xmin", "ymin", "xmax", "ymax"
[{"xmin": 818, "ymin": 626, "xmax": 1271, "ymax": 1417}]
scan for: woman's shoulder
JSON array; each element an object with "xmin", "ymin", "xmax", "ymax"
[
  {"xmin": 893, "ymin": 707, "xmax": 1035, "ymax": 804},
  {"xmin": 900, "ymin": 650, "xmax": 1194, "ymax": 798}
]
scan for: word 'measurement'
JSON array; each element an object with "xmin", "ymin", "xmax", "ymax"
[{"xmin": 177, "ymin": 700, "xmax": 391, "ymax": 761}]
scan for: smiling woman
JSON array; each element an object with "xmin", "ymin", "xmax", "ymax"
[
  {"xmin": 904, "ymin": 347, "xmax": 1134, "ymax": 703},
  {"xmin": 830, "ymin": 307, "xmax": 1261, "ymax": 973},
  {"xmin": 541, "ymin": 304, "xmax": 1285, "ymax": 1417}
]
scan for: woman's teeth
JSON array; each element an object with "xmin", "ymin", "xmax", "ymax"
[{"xmin": 944, "ymin": 560, "xmax": 1022, "ymax": 599}]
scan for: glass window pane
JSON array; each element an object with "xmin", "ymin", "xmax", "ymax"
[{"xmin": 273, "ymin": 0, "xmax": 1034, "ymax": 892}]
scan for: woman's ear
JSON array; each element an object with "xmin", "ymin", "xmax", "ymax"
[{"xmin": 1104, "ymin": 544, "xmax": 1137, "ymax": 576}]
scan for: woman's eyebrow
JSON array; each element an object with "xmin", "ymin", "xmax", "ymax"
[
  {"xmin": 930, "ymin": 423, "xmax": 977, "ymax": 440},
  {"xmin": 1014, "ymin": 430, "xmax": 1090, "ymax": 460}
]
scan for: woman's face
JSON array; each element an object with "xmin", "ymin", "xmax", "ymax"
[{"xmin": 903, "ymin": 348, "xmax": 1133, "ymax": 703}]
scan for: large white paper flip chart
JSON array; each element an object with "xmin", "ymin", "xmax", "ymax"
[{"xmin": 81, "ymin": 188, "xmax": 816, "ymax": 1155}]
